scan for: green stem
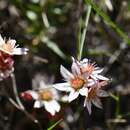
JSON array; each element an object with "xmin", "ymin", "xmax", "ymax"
[{"xmin": 78, "ymin": 4, "xmax": 92, "ymax": 60}]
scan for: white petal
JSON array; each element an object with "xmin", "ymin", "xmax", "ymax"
[
  {"xmin": 34, "ymin": 100, "xmax": 42, "ymax": 108},
  {"xmin": 13, "ymin": 48, "xmax": 28, "ymax": 55},
  {"xmin": 92, "ymin": 98, "xmax": 102, "ymax": 109},
  {"xmin": 79, "ymin": 87, "xmax": 88, "ymax": 96},
  {"xmin": 39, "ymin": 80, "xmax": 46, "ymax": 89},
  {"xmin": 8, "ymin": 39, "xmax": 16, "ymax": 47},
  {"xmin": 80, "ymin": 58, "xmax": 89, "ymax": 64},
  {"xmin": 43, "ymin": 101, "xmax": 55, "ymax": 115},
  {"xmin": 0, "ymin": 34, "xmax": 5, "ymax": 45},
  {"xmin": 50, "ymin": 100, "xmax": 60, "ymax": 112},
  {"xmin": 68, "ymin": 90, "xmax": 79, "ymax": 102},
  {"xmin": 95, "ymin": 75, "xmax": 109, "ymax": 81},
  {"xmin": 93, "ymin": 69, "xmax": 103, "ymax": 74},
  {"xmin": 86, "ymin": 100, "xmax": 92, "ymax": 115},
  {"xmin": 91, "ymin": 75, "xmax": 98, "ymax": 80},
  {"xmin": 87, "ymin": 79, "xmax": 95, "ymax": 86},
  {"xmin": 60, "ymin": 65, "xmax": 74, "ymax": 81},
  {"xmin": 97, "ymin": 89, "xmax": 109, "ymax": 97},
  {"xmin": 71, "ymin": 57, "xmax": 81, "ymax": 76},
  {"xmin": 53, "ymin": 82, "xmax": 72, "ymax": 92}
]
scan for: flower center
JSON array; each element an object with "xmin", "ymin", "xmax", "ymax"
[
  {"xmin": 88, "ymin": 88, "xmax": 97, "ymax": 100},
  {"xmin": 71, "ymin": 78, "xmax": 85, "ymax": 90},
  {"xmin": 39, "ymin": 90, "xmax": 53, "ymax": 101}
]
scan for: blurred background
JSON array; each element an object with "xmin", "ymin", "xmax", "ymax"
[{"xmin": 0, "ymin": 0, "xmax": 130, "ymax": 130}]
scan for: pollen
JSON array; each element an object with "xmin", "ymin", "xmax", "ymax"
[
  {"xmin": 71, "ymin": 77, "xmax": 85, "ymax": 90},
  {"xmin": 39, "ymin": 90, "xmax": 53, "ymax": 101}
]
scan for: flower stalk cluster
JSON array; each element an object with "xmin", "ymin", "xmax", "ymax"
[{"xmin": 0, "ymin": 34, "xmax": 109, "ymax": 116}]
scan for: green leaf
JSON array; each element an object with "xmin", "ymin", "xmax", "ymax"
[
  {"xmin": 47, "ymin": 119, "xmax": 63, "ymax": 130},
  {"xmin": 85, "ymin": 0, "xmax": 130, "ymax": 45}
]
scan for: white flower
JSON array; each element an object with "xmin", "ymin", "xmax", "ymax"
[
  {"xmin": 0, "ymin": 34, "xmax": 28, "ymax": 55},
  {"xmin": 53, "ymin": 57, "xmax": 95, "ymax": 102},
  {"xmin": 84, "ymin": 81, "xmax": 109, "ymax": 115},
  {"xmin": 23, "ymin": 80, "xmax": 60, "ymax": 116},
  {"xmin": 79, "ymin": 58, "xmax": 109, "ymax": 81}
]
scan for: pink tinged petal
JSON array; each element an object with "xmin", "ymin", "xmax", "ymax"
[
  {"xmin": 8, "ymin": 39, "xmax": 16, "ymax": 47},
  {"xmin": 86, "ymin": 100, "xmax": 92, "ymax": 115},
  {"xmin": 79, "ymin": 87, "xmax": 88, "ymax": 96},
  {"xmin": 99, "ymin": 80, "xmax": 108, "ymax": 87},
  {"xmin": 87, "ymin": 79, "xmax": 95, "ymax": 87},
  {"xmin": 50, "ymin": 100, "xmax": 60, "ymax": 112},
  {"xmin": 34, "ymin": 101, "xmax": 42, "ymax": 108},
  {"xmin": 71, "ymin": 57, "xmax": 81, "ymax": 76},
  {"xmin": 44, "ymin": 101, "xmax": 55, "ymax": 116},
  {"xmin": 27, "ymin": 90, "xmax": 39, "ymax": 100},
  {"xmin": 0, "ymin": 34, "xmax": 5, "ymax": 45},
  {"xmin": 97, "ymin": 89, "xmax": 109, "ymax": 97},
  {"xmin": 95, "ymin": 75, "xmax": 109, "ymax": 81},
  {"xmin": 92, "ymin": 68, "xmax": 104, "ymax": 74},
  {"xmin": 13, "ymin": 48, "xmax": 28, "ymax": 55},
  {"xmin": 84, "ymin": 98, "xmax": 87, "ymax": 107},
  {"xmin": 92, "ymin": 98, "xmax": 103, "ymax": 109},
  {"xmin": 52, "ymin": 83, "xmax": 72, "ymax": 92},
  {"xmin": 68, "ymin": 90, "xmax": 79, "ymax": 102},
  {"xmin": 91, "ymin": 75, "xmax": 98, "ymax": 80},
  {"xmin": 60, "ymin": 65, "xmax": 74, "ymax": 81}
]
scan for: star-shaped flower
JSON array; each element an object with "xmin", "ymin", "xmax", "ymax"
[
  {"xmin": 54, "ymin": 57, "xmax": 95, "ymax": 102},
  {"xmin": 84, "ymin": 80, "xmax": 109, "ymax": 114},
  {"xmin": 0, "ymin": 34, "xmax": 28, "ymax": 55}
]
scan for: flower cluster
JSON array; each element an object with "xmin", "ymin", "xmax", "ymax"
[
  {"xmin": 0, "ymin": 34, "xmax": 110, "ymax": 117},
  {"xmin": 54, "ymin": 57, "xmax": 109, "ymax": 114},
  {"xmin": 0, "ymin": 34, "xmax": 28, "ymax": 80}
]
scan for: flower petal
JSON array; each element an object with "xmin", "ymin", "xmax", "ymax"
[
  {"xmin": 86, "ymin": 100, "xmax": 92, "ymax": 115},
  {"xmin": 34, "ymin": 100, "xmax": 42, "ymax": 108},
  {"xmin": 53, "ymin": 82, "xmax": 72, "ymax": 92},
  {"xmin": 92, "ymin": 68, "xmax": 104, "ymax": 74},
  {"xmin": 27, "ymin": 90, "xmax": 39, "ymax": 100},
  {"xmin": 60, "ymin": 65, "xmax": 74, "ymax": 80},
  {"xmin": 71, "ymin": 57, "xmax": 81, "ymax": 76},
  {"xmin": 43, "ymin": 101, "xmax": 55, "ymax": 115},
  {"xmin": 95, "ymin": 75, "xmax": 109, "ymax": 81},
  {"xmin": 79, "ymin": 87, "xmax": 88, "ymax": 96},
  {"xmin": 7, "ymin": 39, "xmax": 16, "ymax": 47},
  {"xmin": 0, "ymin": 34, "xmax": 5, "ymax": 45},
  {"xmin": 50, "ymin": 100, "xmax": 60, "ymax": 112},
  {"xmin": 68, "ymin": 90, "xmax": 79, "ymax": 102},
  {"xmin": 97, "ymin": 89, "xmax": 109, "ymax": 97},
  {"xmin": 13, "ymin": 48, "xmax": 28, "ymax": 55},
  {"xmin": 92, "ymin": 98, "xmax": 102, "ymax": 109}
]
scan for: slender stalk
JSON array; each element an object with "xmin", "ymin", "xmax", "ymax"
[
  {"xmin": 11, "ymin": 73, "xmax": 25, "ymax": 110},
  {"xmin": 78, "ymin": 4, "xmax": 92, "ymax": 60},
  {"xmin": 10, "ymin": 73, "xmax": 43, "ymax": 130}
]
